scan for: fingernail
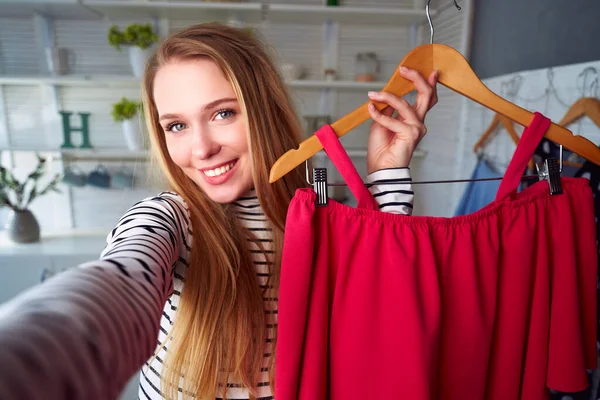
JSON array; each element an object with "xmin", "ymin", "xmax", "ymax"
[
  {"xmin": 400, "ymin": 66, "xmax": 408, "ymax": 72},
  {"xmin": 433, "ymin": 69, "xmax": 439, "ymax": 77},
  {"xmin": 368, "ymin": 91, "xmax": 378, "ymax": 97},
  {"xmin": 368, "ymin": 103, "xmax": 375, "ymax": 111}
]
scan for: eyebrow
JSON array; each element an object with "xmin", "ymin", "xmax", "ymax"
[{"xmin": 159, "ymin": 97, "xmax": 238, "ymax": 121}]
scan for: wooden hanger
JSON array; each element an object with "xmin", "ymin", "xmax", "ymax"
[
  {"xmin": 558, "ymin": 97, "xmax": 600, "ymax": 129},
  {"xmin": 269, "ymin": 44, "xmax": 600, "ymax": 183},
  {"xmin": 472, "ymin": 113, "xmax": 536, "ymax": 171},
  {"xmin": 552, "ymin": 96, "xmax": 600, "ymax": 168}
]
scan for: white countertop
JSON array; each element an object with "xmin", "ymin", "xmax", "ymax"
[{"xmin": 0, "ymin": 230, "xmax": 108, "ymax": 256}]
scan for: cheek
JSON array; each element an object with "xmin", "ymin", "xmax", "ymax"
[
  {"xmin": 165, "ymin": 137, "xmax": 191, "ymax": 168},
  {"xmin": 229, "ymin": 123, "xmax": 250, "ymax": 154}
]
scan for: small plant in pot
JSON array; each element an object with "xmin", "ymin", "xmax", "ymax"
[
  {"xmin": 1, "ymin": 155, "xmax": 61, "ymax": 243},
  {"xmin": 108, "ymin": 23, "xmax": 158, "ymax": 78},
  {"xmin": 112, "ymin": 97, "xmax": 145, "ymax": 151}
]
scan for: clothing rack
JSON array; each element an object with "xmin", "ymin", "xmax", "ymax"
[
  {"xmin": 356, "ymin": 175, "xmax": 540, "ymax": 186},
  {"xmin": 311, "ymin": 157, "xmax": 563, "ymax": 206}
]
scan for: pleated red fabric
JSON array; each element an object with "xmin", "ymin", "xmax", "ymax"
[{"xmin": 275, "ymin": 113, "xmax": 597, "ymax": 400}]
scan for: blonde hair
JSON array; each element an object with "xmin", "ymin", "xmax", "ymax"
[{"xmin": 141, "ymin": 23, "xmax": 307, "ymax": 399}]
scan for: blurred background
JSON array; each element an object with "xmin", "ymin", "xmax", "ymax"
[{"xmin": 0, "ymin": 1, "xmax": 599, "ymax": 398}]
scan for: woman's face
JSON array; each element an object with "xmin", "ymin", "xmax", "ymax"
[{"xmin": 153, "ymin": 58, "xmax": 254, "ymax": 204}]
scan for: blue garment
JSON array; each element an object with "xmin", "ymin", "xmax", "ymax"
[{"xmin": 454, "ymin": 159, "xmax": 502, "ymax": 216}]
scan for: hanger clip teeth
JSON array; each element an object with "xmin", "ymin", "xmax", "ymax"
[
  {"xmin": 538, "ymin": 157, "xmax": 563, "ymax": 196},
  {"xmin": 313, "ymin": 168, "xmax": 329, "ymax": 206}
]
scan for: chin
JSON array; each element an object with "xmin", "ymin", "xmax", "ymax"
[
  {"xmin": 195, "ymin": 174, "xmax": 252, "ymax": 204},
  {"xmin": 203, "ymin": 185, "xmax": 244, "ymax": 204}
]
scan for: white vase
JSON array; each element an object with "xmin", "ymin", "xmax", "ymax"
[
  {"xmin": 122, "ymin": 118, "xmax": 144, "ymax": 151},
  {"xmin": 128, "ymin": 46, "xmax": 153, "ymax": 78}
]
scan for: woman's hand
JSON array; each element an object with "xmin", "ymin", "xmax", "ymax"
[{"xmin": 366, "ymin": 66, "xmax": 439, "ymax": 174}]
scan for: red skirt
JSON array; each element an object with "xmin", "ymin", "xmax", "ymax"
[{"xmin": 275, "ymin": 113, "xmax": 597, "ymax": 400}]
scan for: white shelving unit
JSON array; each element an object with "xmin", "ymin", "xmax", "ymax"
[
  {"xmin": 0, "ymin": 75, "xmax": 390, "ymax": 90},
  {"xmin": 1, "ymin": 147, "xmax": 426, "ymax": 161},
  {"xmin": 0, "ymin": 0, "xmax": 100, "ymax": 20},
  {"xmin": 83, "ymin": 0, "xmax": 265, "ymax": 23},
  {"xmin": 0, "ymin": 0, "xmax": 456, "ymax": 233},
  {"xmin": 0, "ymin": 0, "xmax": 431, "ymax": 157},
  {"xmin": 0, "ymin": 1, "xmax": 431, "ymax": 25},
  {"xmin": 0, "ymin": 147, "xmax": 149, "ymax": 160},
  {"xmin": 266, "ymin": 4, "xmax": 429, "ymax": 25}
]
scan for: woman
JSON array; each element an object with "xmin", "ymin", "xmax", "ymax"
[{"xmin": 0, "ymin": 24, "xmax": 438, "ymax": 399}]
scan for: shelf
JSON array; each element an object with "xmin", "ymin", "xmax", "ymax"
[
  {"xmin": 266, "ymin": 4, "xmax": 430, "ymax": 26},
  {"xmin": 3, "ymin": 147, "xmax": 426, "ymax": 159},
  {"xmin": 0, "ymin": 0, "xmax": 101, "ymax": 20},
  {"xmin": 0, "ymin": 75, "xmax": 389, "ymax": 91},
  {"xmin": 0, "ymin": 75, "xmax": 141, "ymax": 87},
  {"xmin": 59, "ymin": 149, "xmax": 150, "ymax": 160},
  {"xmin": 0, "ymin": 1, "xmax": 430, "ymax": 26},
  {"xmin": 289, "ymin": 80, "xmax": 388, "ymax": 90},
  {"xmin": 82, "ymin": 0, "xmax": 264, "ymax": 23},
  {"xmin": 1, "ymin": 148, "xmax": 150, "ymax": 161}
]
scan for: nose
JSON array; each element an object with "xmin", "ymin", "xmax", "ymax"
[{"xmin": 191, "ymin": 128, "xmax": 220, "ymax": 160}]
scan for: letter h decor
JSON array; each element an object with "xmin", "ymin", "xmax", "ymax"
[{"xmin": 59, "ymin": 111, "xmax": 93, "ymax": 149}]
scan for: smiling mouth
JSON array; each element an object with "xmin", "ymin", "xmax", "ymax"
[{"xmin": 202, "ymin": 159, "xmax": 237, "ymax": 177}]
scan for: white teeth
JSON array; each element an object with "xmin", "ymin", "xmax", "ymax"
[{"xmin": 203, "ymin": 161, "xmax": 235, "ymax": 177}]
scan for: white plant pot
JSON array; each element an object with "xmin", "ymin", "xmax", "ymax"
[
  {"xmin": 128, "ymin": 46, "xmax": 153, "ymax": 78},
  {"xmin": 122, "ymin": 118, "xmax": 144, "ymax": 151}
]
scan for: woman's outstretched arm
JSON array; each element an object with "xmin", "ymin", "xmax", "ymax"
[{"xmin": 0, "ymin": 192, "xmax": 191, "ymax": 399}]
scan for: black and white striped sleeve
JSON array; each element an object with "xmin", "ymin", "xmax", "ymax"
[
  {"xmin": 367, "ymin": 168, "xmax": 415, "ymax": 215},
  {"xmin": 0, "ymin": 192, "xmax": 191, "ymax": 400}
]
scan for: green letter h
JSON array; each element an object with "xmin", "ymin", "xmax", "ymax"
[{"xmin": 59, "ymin": 111, "xmax": 92, "ymax": 149}]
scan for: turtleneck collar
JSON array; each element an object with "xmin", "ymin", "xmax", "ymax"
[{"xmin": 232, "ymin": 187, "xmax": 260, "ymax": 210}]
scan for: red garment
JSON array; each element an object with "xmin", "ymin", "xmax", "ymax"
[{"xmin": 275, "ymin": 113, "xmax": 597, "ymax": 400}]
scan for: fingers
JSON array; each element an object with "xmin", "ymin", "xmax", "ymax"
[
  {"xmin": 399, "ymin": 66, "xmax": 437, "ymax": 121},
  {"xmin": 380, "ymin": 104, "xmax": 395, "ymax": 118},
  {"xmin": 368, "ymin": 101, "xmax": 408, "ymax": 133},
  {"xmin": 427, "ymin": 70, "xmax": 439, "ymax": 109},
  {"xmin": 368, "ymin": 91, "xmax": 419, "ymax": 124},
  {"xmin": 367, "ymin": 99, "xmax": 426, "ymax": 142}
]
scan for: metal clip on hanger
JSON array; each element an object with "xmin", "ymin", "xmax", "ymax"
[
  {"xmin": 538, "ymin": 158, "xmax": 563, "ymax": 196},
  {"xmin": 313, "ymin": 168, "xmax": 328, "ymax": 206}
]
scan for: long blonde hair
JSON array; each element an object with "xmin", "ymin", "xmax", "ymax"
[{"xmin": 141, "ymin": 23, "xmax": 307, "ymax": 399}]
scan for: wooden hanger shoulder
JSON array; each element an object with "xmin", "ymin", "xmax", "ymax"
[{"xmin": 559, "ymin": 97, "xmax": 600, "ymax": 129}]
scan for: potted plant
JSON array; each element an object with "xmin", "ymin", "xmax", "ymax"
[
  {"xmin": 112, "ymin": 97, "xmax": 144, "ymax": 151},
  {"xmin": 108, "ymin": 23, "xmax": 158, "ymax": 78},
  {"xmin": 1, "ymin": 155, "xmax": 61, "ymax": 243}
]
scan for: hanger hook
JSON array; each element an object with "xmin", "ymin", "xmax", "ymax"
[
  {"xmin": 305, "ymin": 160, "xmax": 313, "ymax": 185},
  {"xmin": 503, "ymin": 74, "xmax": 523, "ymax": 99},
  {"xmin": 546, "ymin": 68, "xmax": 556, "ymax": 95},
  {"xmin": 576, "ymin": 66, "xmax": 599, "ymax": 98},
  {"xmin": 426, "ymin": 0, "xmax": 462, "ymax": 44}
]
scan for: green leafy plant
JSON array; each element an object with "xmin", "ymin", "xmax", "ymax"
[
  {"xmin": 111, "ymin": 97, "xmax": 142, "ymax": 122},
  {"xmin": 0, "ymin": 155, "xmax": 61, "ymax": 211},
  {"xmin": 108, "ymin": 23, "xmax": 158, "ymax": 51}
]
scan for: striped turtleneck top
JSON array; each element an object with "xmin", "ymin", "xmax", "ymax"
[{"xmin": 0, "ymin": 168, "xmax": 414, "ymax": 399}]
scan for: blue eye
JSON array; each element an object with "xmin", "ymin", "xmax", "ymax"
[
  {"xmin": 166, "ymin": 122, "xmax": 186, "ymax": 132},
  {"xmin": 215, "ymin": 109, "xmax": 236, "ymax": 120}
]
